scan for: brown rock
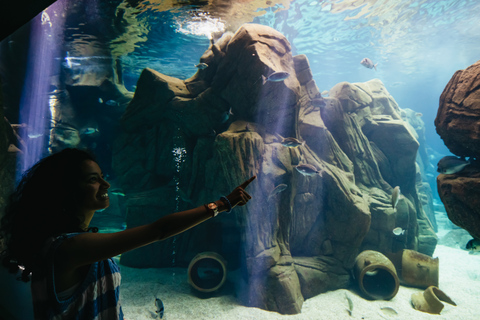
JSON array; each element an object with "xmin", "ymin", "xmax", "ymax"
[
  {"xmin": 437, "ymin": 170, "xmax": 480, "ymax": 239},
  {"xmin": 214, "ymin": 24, "xmax": 300, "ymax": 138},
  {"xmin": 294, "ymin": 256, "xmax": 350, "ymax": 299},
  {"xmin": 435, "ymin": 60, "xmax": 480, "ymax": 157},
  {"xmin": 113, "ymin": 23, "xmax": 437, "ymax": 315}
]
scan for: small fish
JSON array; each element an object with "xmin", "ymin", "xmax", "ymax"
[
  {"xmin": 345, "ymin": 293, "xmax": 353, "ymax": 316},
  {"xmin": 311, "ymin": 98, "xmax": 326, "ymax": 108},
  {"xmin": 281, "ymin": 137, "xmax": 304, "ymax": 148},
  {"xmin": 98, "ymin": 98, "xmax": 103, "ymax": 103},
  {"xmin": 365, "ymin": 269, "xmax": 379, "ymax": 276},
  {"xmin": 265, "ymin": 71, "xmax": 290, "ymax": 82},
  {"xmin": 256, "ymin": 71, "xmax": 290, "ymax": 85},
  {"xmin": 392, "ymin": 227, "xmax": 405, "ymax": 236},
  {"xmin": 155, "ymin": 296, "xmax": 164, "ymax": 319},
  {"xmin": 110, "ymin": 191, "xmax": 125, "ymax": 197},
  {"xmin": 437, "ymin": 156, "xmax": 470, "ymax": 174},
  {"xmin": 28, "ymin": 133, "xmax": 44, "ymax": 139},
  {"xmin": 268, "ymin": 184, "xmax": 288, "ymax": 198},
  {"xmin": 80, "ymin": 127, "xmax": 99, "ymax": 135},
  {"xmin": 360, "ymin": 58, "xmax": 378, "ymax": 71},
  {"xmin": 220, "ymin": 108, "xmax": 234, "ymax": 123},
  {"xmin": 466, "ymin": 239, "xmax": 480, "ymax": 254},
  {"xmin": 295, "ymin": 164, "xmax": 320, "ymax": 176},
  {"xmin": 391, "ymin": 186, "xmax": 400, "ymax": 210},
  {"xmin": 105, "ymin": 100, "xmax": 119, "ymax": 107},
  {"xmin": 195, "ymin": 63, "xmax": 208, "ymax": 69},
  {"xmin": 380, "ymin": 307, "xmax": 398, "ymax": 315},
  {"xmin": 321, "ymin": 90, "xmax": 329, "ymax": 96},
  {"xmin": 415, "ymin": 112, "xmax": 423, "ymax": 117}
]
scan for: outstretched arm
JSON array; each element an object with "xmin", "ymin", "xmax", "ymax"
[{"xmin": 56, "ymin": 176, "xmax": 256, "ymax": 269}]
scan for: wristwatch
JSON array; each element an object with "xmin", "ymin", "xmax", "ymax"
[{"xmin": 205, "ymin": 202, "xmax": 219, "ymax": 217}]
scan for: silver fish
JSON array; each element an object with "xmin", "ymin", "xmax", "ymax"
[
  {"xmin": 105, "ymin": 100, "xmax": 119, "ymax": 107},
  {"xmin": 80, "ymin": 127, "xmax": 99, "ymax": 135},
  {"xmin": 265, "ymin": 71, "xmax": 290, "ymax": 82},
  {"xmin": 392, "ymin": 227, "xmax": 405, "ymax": 236},
  {"xmin": 437, "ymin": 156, "xmax": 470, "ymax": 174},
  {"xmin": 295, "ymin": 164, "xmax": 320, "ymax": 176},
  {"xmin": 155, "ymin": 296, "xmax": 164, "ymax": 319},
  {"xmin": 360, "ymin": 58, "xmax": 377, "ymax": 71},
  {"xmin": 281, "ymin": 137, "xmax": 304, "ymax": 148},
  {"xmin": 268, "ymin": 184, "xmax": 288, "ymax": 198},
  {"xmin": 380, "ymin": 307, "xmax": 398, "ymax": 316},
  {"xmin": 391, "ymin": 186, "xmax": 400, "ymax": 210},
  {"xmin": 366, "ymin": 269, "xmax": 378, "ymax": 276},
  {"xmin": 345, "ymin": 293, "xmax": 353, "ymax": 316},
  {"xmin": 195, "ymin": 63, "xmax": 208, "ymax": 69},
  {"xmin": 28, "ymin": 133, "xmax": 44, "ymax": 139}
]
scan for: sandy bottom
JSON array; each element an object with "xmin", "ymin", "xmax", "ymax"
[{"xmin": 120, "ymin": 244, "xmax": 480, "ymax": 320}]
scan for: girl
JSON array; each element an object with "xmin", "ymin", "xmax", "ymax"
[{"xmin": 0, "ymin": 148, "xmax": 255, "ymax": 319}]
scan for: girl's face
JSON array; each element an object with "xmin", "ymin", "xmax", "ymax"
[{"xmin": 77, "ymin": 159, "xmax": 111, "ymax": 214}]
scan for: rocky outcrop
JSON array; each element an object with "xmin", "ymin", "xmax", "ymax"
[
  {"xmin": 435, "ymin": 60, "xmax": 480, "ymax": 239},
  {"xmin": 437, "ymin": 169, "xmax": 480, "ymax": 239},
  {"xmin": 113, "ymin": 24, "xmax": 436, "ymax": 314},
  {"xmin": 325, "ymin": 81, "xmax": 436, "ymax": 255},
  {"xmin": 435, "ymin": 60, "xmax": 480, "ymax": 157}
]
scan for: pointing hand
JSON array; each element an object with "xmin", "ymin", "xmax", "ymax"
[{"xmin": 225, "ymin": 176, "xmax": 256, "ymax": 208}]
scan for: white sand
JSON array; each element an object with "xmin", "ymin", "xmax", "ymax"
[{"xmin": 120, "ymin": 244, "xmax": 480, "ymax": 320}]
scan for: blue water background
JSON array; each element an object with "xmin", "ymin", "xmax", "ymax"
[
  {"xmin": 3, "ymin": 0, "xmax": 480, "ymax": 178},
  {"xmin": 114, "ymin": 0, "xmax": 480, "ymax": 157}
]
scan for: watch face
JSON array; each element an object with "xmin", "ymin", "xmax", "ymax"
[{"xmin": 208, "ymin": 202, "xmax": 218, "ymax": 210}]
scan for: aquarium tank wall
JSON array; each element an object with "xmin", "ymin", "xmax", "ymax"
[{"xmin": 1, "ymin": 0, "xmax": 480, "ymax": 319}]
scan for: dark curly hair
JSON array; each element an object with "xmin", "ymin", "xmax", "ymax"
[{"xmin": 0, "ymin": 148, "xmax": 97, "ymax": 281}]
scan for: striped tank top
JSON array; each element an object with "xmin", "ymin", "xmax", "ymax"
[{"xmin": 31, "ymin": 233, "xmax": 124, "ymax": 319}]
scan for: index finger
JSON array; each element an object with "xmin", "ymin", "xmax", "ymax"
[{"xmin": 239, "ymin": 175, "xmax": 256, "ymax": 189}]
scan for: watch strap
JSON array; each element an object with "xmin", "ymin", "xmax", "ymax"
[{"xmin": 204, "ymin": 202, "xmax": 219, "ymax": 217}]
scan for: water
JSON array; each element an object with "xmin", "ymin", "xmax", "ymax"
[{"xmin": 1, "ymin": 0, "xmax": 480, "ymax": 318}]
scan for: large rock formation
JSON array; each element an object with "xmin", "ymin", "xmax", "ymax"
[
  {"xmin": 113, "ymin": 24, "xmax": 436, "ymax": 314},
  {"xmin": 435, "ymin": 60, "xmax": 480, "ymax": 239},
  {"xmin": 435, "ymin": 60, "xmax": 480, "ymax": 157}
]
